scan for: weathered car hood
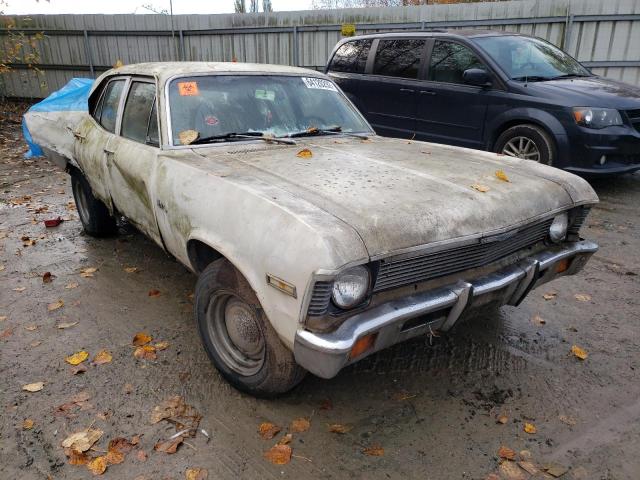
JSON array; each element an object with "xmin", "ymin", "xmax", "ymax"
[{"xmin": 199, "ymin": 136, "xmax": 598, "ymax": 258}]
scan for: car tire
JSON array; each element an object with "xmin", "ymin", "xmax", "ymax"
[
  {"xmin": 494, "ymin": 124, "xmax": 555, "ymax": 165},
  {"xmin": 70, "ymin": 170, "xmax": 117, "ymax": 237},
  {"xmin": 195, "ymin": 258, "xmax": 307, "ymax": 397}
]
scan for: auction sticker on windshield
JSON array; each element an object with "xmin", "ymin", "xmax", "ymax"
[{"xmin": 301, "ymin": 77, "xmax": 338, "ymax": 91}]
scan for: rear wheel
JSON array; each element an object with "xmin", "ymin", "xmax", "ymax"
[
  {"xmin": 195, "ymin": 259, "xmax": 306, "ymax": 397},
  {"xmin": 494, "ymin": 124, "xmax": 555, "ymax": 165},
  {"xmin": 70, "ymin": 170, "xmax": 117, "ymax": 237}
]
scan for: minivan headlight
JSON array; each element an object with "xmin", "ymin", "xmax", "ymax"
[
  {"xmin": 332, "ymin": 265, "xmax": 370, "ymax": 309},
  {"xmin": 572, "ymin": 107, "xmax": 623, "ymax": 129},
  {"xmin": 549, "ymin": 212, "xmax": 569, "ymax": 243}
]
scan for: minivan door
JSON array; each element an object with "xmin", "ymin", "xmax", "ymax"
[
  {"xmin": 358, "ymin": 38, "xmax": 427, "ymax": 138},
  {"xmin": 416, "ymin": 40, "xmax": 491, "ymax": 149},
  {"xmin": 325, "ymin": 38, "xmax": 373, "ymax": 112}
]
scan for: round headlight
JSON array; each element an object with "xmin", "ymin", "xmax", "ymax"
[
  {"xmin": 549, "ymin": 212, "xmax": 568, "ymax": 243},
  {"xmin": 332, "ymin": 265, "xmax": 370, "ymax": 309}
]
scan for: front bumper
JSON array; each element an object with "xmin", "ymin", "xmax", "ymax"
[{"xmin": 294, "ymin": 240, "xmax": 598, "ymax": 379}]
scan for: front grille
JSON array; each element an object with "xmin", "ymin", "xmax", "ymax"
[
  {"xmin": 373, "ymin": 219, "xmax": 552, "ymax": 292},
  {"xmin": 307, "ymin": 281, "xmax": 332, "ymax": 316},
  {"xmin": 568, "ymin": 207, "xmax": 590, "ymax": 236},
  {"xmin": 626, "ymin": 109, "xmax": 640, "ymax": 133}
]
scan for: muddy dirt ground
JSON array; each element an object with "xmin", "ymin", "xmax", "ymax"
[{"xmin": 1, "ymin": 105, "xmax": 639, "ymax": 480}]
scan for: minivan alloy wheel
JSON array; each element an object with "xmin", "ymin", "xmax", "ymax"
[{"xmin": 501, "ymin": 136, "xmax": 541, "ymax": 161}]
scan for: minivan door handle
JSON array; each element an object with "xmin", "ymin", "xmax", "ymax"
[
  {"xmin": 420, "ymin": 90, "xmax": 437, "ymax": 96},
  {"xmin": 399, "ymin": 88, "xmax": 415, "ymax": 93}
]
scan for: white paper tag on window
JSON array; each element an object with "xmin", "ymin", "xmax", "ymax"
[{"xmin": 301, "ymin": 77, "xmax": 338, "ymax": 91}]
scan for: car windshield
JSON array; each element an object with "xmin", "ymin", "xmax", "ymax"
[
  {"xmin": 167, "ymin": 74, "xmax": 372, "ymax": 145},
  {"xmin": 472, "ymin": 35, "xmax": 591, "ymax": 81}
]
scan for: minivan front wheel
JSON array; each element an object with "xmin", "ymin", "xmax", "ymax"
[{"xmin": 494, "ymin": 124, "xmax": 555, "ymax": 165}]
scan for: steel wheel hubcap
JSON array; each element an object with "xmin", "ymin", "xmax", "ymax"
[
  {"xmin": 206, "ymin": 292, "xmax": 265, "ymax": 376},
  {"xmin": 502, "ymin": 136, "xmax": 541, "ymax": 161}
]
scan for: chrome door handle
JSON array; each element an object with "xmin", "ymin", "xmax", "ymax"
[
  {"xmin": 420, "ymin": 90, "xmax": 437, "ymax": 96},
  {"xmin": 399, "ymin": 88, "xmax": 414, "ymax": 93},
  {"xmin": 67, "ymin": 126, "xmax": 86, "ymax": 140}
]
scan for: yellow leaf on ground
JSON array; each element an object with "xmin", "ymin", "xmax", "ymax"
[
  {"xmin": 523, "ymin": 422, "xmax": 537, "ymax": 434},
  {"xmin": 542, "ymin": 292, "xmax": 557, "ymax": 300},
  {"xmin": 258, "ymin": 422, "xmax": 281, "ymax": 440},
  {"xmin": 296, "ymin": 148, "xmax": 313, "ymax": 158},
  {"xmin": 23, "ymin": 418, "xmax": 34, "ymax": 430},
  {"xmin": 87, "ymin": 455, "xmax": 107, "ymax": 475},
  {"xmin": 574, "ymin": 293, "xmax": 592, "ymax": 302},
  {"xmin": 328, "ymin": 423, "xmax": 352, "ymax": 434},
  {"xmin": 363, "ymin": 444, "xmax": 384, "ymax": 456},
  {"xmin": 132, "ymin": 332, "xmax": 152, "ymax": 346},
  {"xmin": 495, "ymin": 170, "xmax": 510, "ymax": 182},
  {"xmin": 57, "ymin": 321, "xmax": 78, "ymax": 329},
  {"xmin": 571, "ymin": 345, "xmax": 588, "ymax": 360},
  {"xmin": 185, "ymin": 468, "xmax": 209, "ymax": 480},
  {"xmin": 154, "ymin": 341, "xmax": 169, "ymax": 351},
  {"xmin": 65, "ymin": 350, "xmax": 89, "ymax": 365},
  {"xmin": 471, "ymin": 183, "xmax": 490, "ymax": 192},
  {"xmin": 124, "ymin": 266, "xmax": 139, "ymax": 273},
  {"xmin": 22, "ymin": 382, "xmax": 44, "ymax": 392},
  {"xmin": 496, "ymin": 414, "xmax": 508, "ymax": 424},
  {"xmin": 498, "ymin": 445, "xmax": 516, "ymax": 460},
  {"xmin": 133, "ymin": 345, "xmax": 157, "ymax": 360},
  {"xmin": 62, "ymin": 428, "xmax": 103, "ymax": 452},
  {"xmin": 93, "ymin": 350, "xmax": 112, "ymax": 365},
  {"xmin": 263, "ymin": 444, "xmax": 292, "ymax": 465},
  {"xmin": 48, "ymin": 300, "xmax": 64, "ymax": 311},
  {"xmin": 14, "ymin": 287, "xmax": 26, "ymax": 292},
  {"xmin": 80, "ymin": 267, "xmax": 97, "ymax": 274},
  {"xmin": 532, "ymin": 314, "xmax": 546, "ymax": 326},
  {"xmin": 290, "ymin": 417, "xmax": 310, "ymax": 433}
]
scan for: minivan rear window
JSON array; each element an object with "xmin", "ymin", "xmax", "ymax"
[
  {"xmin": 329, "ymin": 40, "xmax": 372, "ymax": 74},
  {"xmin": 373, "ymin": 39, "xmax": 426, "ymax": 79}
]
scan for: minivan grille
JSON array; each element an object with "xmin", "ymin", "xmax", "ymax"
[
  {"xmin": 626, "ymin": 109, "xmax": 640, "ymax": 132},
  {"xmin": 373, "ymin": 219, "xmax": 553, "ymax": 293}
]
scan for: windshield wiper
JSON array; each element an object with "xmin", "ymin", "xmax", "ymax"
[
  {"xmin": 548, "ymin": 73, "xmax": 590, "ymax": 80},
  {"xmin": 286, "ymin": 126, "xmax": 369, "ymax": 139},
  {"xmin": 511, "ymin": 75, "xmax": 553, "ymax": 82},
  {"xmin": 190, "ymin": 131, "xmax": 296, "ymax": 145}
]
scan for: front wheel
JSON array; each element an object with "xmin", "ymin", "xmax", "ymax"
[
  {"xmin": 494, "ymin": 124, "xmax": 555, "ymax": 165},
  {"xmin": 195, "ymin": 259, "xmax": 306, "ymax": 397},
  {"xmin": 70, "ymin": 170, "xmax": 117, "ymax": 237}
]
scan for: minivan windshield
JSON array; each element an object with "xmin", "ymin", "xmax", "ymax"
[
  {"xmin": 473, "ymin": 35, "xmax": 591, "ymax": 82},
  {"xmin": 168, "ymin": 75, "xmax": 372, "ymax": 145}
]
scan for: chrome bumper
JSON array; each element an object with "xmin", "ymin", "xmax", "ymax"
[{"xmin": 294, "ymin": 240, "xmax": 598, "ymax": 379}]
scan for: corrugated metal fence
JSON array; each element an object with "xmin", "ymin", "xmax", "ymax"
[{"xmin": 2, "ymin": 0, "xmax": 640, "ymax": 98}]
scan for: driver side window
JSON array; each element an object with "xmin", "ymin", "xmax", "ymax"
[
  {"xmin": 94, "ymin": 79, "xmax": 125, "ymax": 133},
  {"xmin": 428, "ymin": 41, "xmax": 484, "ymax": 85}
]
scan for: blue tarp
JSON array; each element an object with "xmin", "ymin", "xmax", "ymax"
[{"xmin": 22, "ymin": 77, "xmax": 94, "ymax": 158}]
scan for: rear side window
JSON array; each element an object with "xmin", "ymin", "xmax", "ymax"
[
  {"xmin": 121, "ymin": 81, "xmax": 158, "ymax": 145},
  {"xmin": 329, "ymin": 40, "xmax": 372, "ymax": 74},
  {"xmin": 373, "ymin": 39, "xmax": 426, "ymax": 79},
  {"xmin": 428, "ymin": 41, "xmax": 485, "ymax": 84},
  {"xmin": 97, "ymin": 80, "xmax": 125, "ymax": 133}
]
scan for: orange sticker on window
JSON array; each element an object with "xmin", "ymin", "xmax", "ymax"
[{"xmin": 178, "ymin": 81, "xmax": 199, "ymax": 96}]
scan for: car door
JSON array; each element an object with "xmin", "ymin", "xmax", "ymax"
[
  {"xmin": 73, "ymin": 77, "xmax": 127, "ymax": 207},
  {"xmin": 358, "ymin": 38, "xmax": 427, "ymax": 138},
  {"xmin": 325, "ymin": 38, "xmax": 373, "ymax": 112},
  {"xmin": 105, "ymin": 78, "xmax": 163, "ymax": 244},
  {"xmin": 415, "ymin": 40, "xmax": 491, "ymax": 149}
]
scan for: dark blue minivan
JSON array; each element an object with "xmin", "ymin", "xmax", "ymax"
[{"xmin": 325, "ymin": 30, "xmax": 640, "ymax": 175}]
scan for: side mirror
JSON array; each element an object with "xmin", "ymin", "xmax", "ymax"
[{"xmin": 463, "ymin": 68, "xmax": 492, "ymax": 88}]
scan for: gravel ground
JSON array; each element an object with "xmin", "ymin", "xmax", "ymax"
[{"xmin": 1, "ymin": 105, "xmax": 639, "ymax": 480}]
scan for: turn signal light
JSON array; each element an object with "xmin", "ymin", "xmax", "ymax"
[
  {"xmin": 350, "ymin": 333, "xmax": 377, "ymax": 359},
  {"xmin": 555, "ymin": 258, "xmax": 570, "ymax": 273}
]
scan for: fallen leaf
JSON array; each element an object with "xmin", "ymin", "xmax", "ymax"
[
  {"xmin": 148, "ymin": 289, "xmax": 161, "ymax": 297},
  {"xmin": 30, "ymin": 340, "xmax": 42, "ymax": 347},
  {"xmin": 48, "ymin": 300, "xmax": 64, "ymax": 311},
  {"xmin": 132, "ymin": 332, "xmax": 152, "ymax": 346},
  {"xmin": 42, "ymin": 271, "xmax": 54, "ymax": 283},
  {"xmin": 93, "ymin": 350, "xmax": 112, "ymax": 365},
  {"xmin": 25, "ymin": 324, "xmax": 38, "ymax": 331},
  {"xmin": 278, "ymin": 433, "xmax": 293, "ymax": 445},
  {"xmin": 496, "ymin": 414, "xmax": 508, "ymax": 424},
  {"xmin": 571, "ymin": 345, "xmax": 588, "ymax": 360},
  {"xmin": 258, "ymin": 422, "xmax": 281, "ymax": 440},
  {"xmin": 124, "ymin": 266, "xmax": 139, "ymax": 273},
  {"xmin": 22, "ymin": 418, "xmax": 34, "ymax": 430},
  {"xmin": 296, "ymin": 148, "xmax": 313, "ymax": 158},
  {"xmin": 149, "ymin": 396, "xmax": 201, "ymax": 430},
  {"xmin": 499, "ymin": 461, "xmax": 526, "ymax": 480},
  {"xmin": 22, "ymin": 382, "xmax": 44, "ymax": 392},
  {"xmin": 471, "ymin": 183, "xmax": 490, "ymax": 192},
  {"xmin": 154, "ymin": 341, "xmax": 169, "ymax": 351},
  {"xmin": 518, "ymin": 461, "xmax": 539, "ymax": 475},
  {"xmin": 263, "ymin": 444, "xmax": 292, "ymax": 465},
  {"xmin": 0, "ymin": 316, "xmax": 6, "ymax": 322},
  {"xmin": 290, "ymin": 417, "xmax": 310, "ymax": 433},
  {"xmin": 185, "ymin": 468, "xmax": 208, "ymax": 480},
  {"xmin": 495, "ymin": 169, "xmax": 510, "ymax": 182},
  {"xmin": 543, "ymin": 463, "xmax": 569, "ymax": 478},
  {"xmin": 523, "ymin": 422, "xmax": 537, "ymax": 434},
  {"xmin": 519, "ymin": 450, "xmax": 532, "ymax": 460},
  {"xmin": 87, "ymin": 455, "xmax": 107, "ymax": 475},
  {"xmin": 70, "ymin": 390, "xmax": 91, "ymax": 404},
  {"xmin": 65, "ymin": 350, "xmax": 89, "ymax": 365},
  {"xmin": 532, "ymin": 314, "xmax": 546, "ymax": 326},
  {"xmin": 57, "ymin": 321, "xmax": 78, "ymax": 329},
  {"xmin": 64, "ymin": 447, "xmax": 91, "ymax": 465},
  {"xmin": 104, "ymin": 449, "xmax": 124, "ymax": 465},
  {"xmin": 328, "ymin": 423, "xmax": 352, "ymax": 434},
  {"xmin": 13, "ymin": 287, "xmax": 26, "ymax": 292},
  {"xmin": 108, "ymin": 437, "xmax": 135, "ymax": 455},
  {"xmin": 363, "ymin": 444, "xmax": 384, "ymax": 456},
  {"xmin": 154, "ymin": 436, "xmax": 183, "ymax": 454},
  {"xmin": 80, "ymin": 267, "xmax": 97, "ymax": 275},
  {"xmin": 134, "ymin": 345, "xmax": 157, "ymax": 360},
  {"xmin": 136, "ymin": 449, "xmax": 147, "ymax": 462},
  {"xmin": 1, "ymin": 327, "xmax": 13, "ymax": 339},
  {"xmin": 574, "ymin": 293, "xmax": 592, "ymax": 302},
  {"xmin": 498, "ymin": 445, "xmax": 516, "ymax": 460},
  {"xmin": 542, "ymin": 292, "xmax": 557, "ymax": 300},
  {"xmin": 559, "ymin": 414, "xmax": 576, "ymax": 426},
  {"xmin": 72, "ymin": 364, "xmax": 88, "ymax": 375},
  {"xmin": 65, "ymin": 282, "xmax": 79, "ymax": 289},
  {"xmin": 62, "ymin": 428, "xmax": 103, "ymax": 452}
]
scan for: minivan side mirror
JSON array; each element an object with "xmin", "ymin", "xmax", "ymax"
[{"xmin": 463, "ymin": 68, "xmax": 492, "ymax": 88}]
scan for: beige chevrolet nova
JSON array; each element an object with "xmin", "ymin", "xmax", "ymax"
[{"xmin": 25, "ymin": 62, "xmax": 599, "ymax": 396}]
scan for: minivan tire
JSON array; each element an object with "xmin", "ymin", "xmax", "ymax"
[
  {"xmin": 195, "ymin": 258, "xmax": 307, "ymax": 397},
  {"xmin": 494, "ymin": 124, "xmax": 555, "ymax": 166},
  {"xmin": 70, "ymin": 170, "xmax": 118, "ymax": 237}
]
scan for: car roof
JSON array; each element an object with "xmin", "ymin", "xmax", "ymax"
[{"xmin": 342, "ymin": 29, "xmax": 523, "ymax": 41}]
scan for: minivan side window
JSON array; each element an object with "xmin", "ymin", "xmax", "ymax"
[
  {"xmin": 329, "ymin": 40, "xmax": 372, "ymax": 74},
  {"xmin": 121, "ymin": 81, "xmax": 158, "ymax": 145},
  {"xmin": 428, "ymin": 41, "xmax": 485, "ymax": 85},
  {"xmin": 98, "ymin": 80, "xmax": 125, "ymax": 133},
  {"xmin": 373, "ymin": 39, "xmax": 426, "ymax": 79}
]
